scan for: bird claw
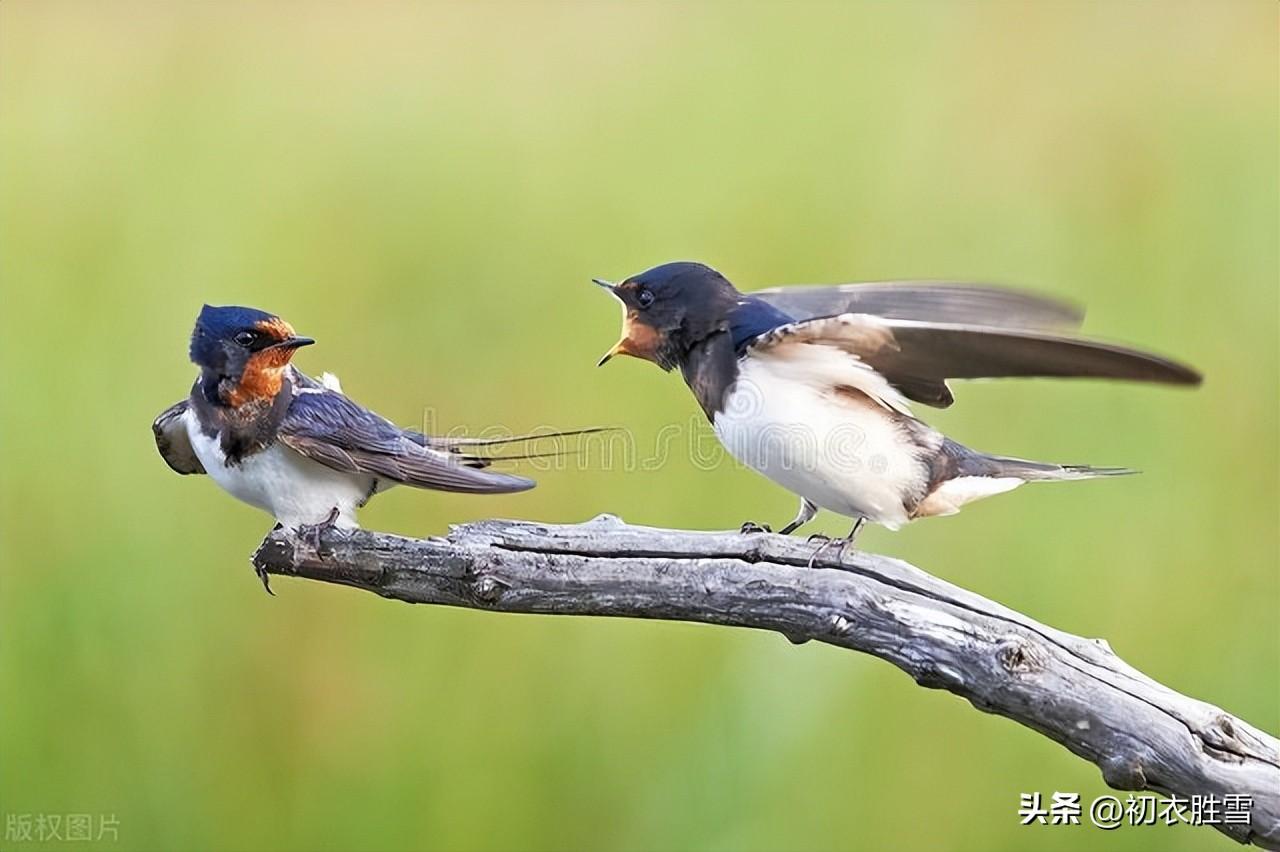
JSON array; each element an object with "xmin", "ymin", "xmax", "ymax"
[
  {"xmin": 256, "ymin": 511, "xmax": 339, "ymax": 595},
  {"xmin": 807, "ymin": 537, "xmax": 852, "ymax": 569},
  {"xmin": 254, "ymin": 522, "xmax": 288, "ymax": 595},
  {"xmin": 739, "ymin": 521, "xmax": 772, "ymax": 535},
  {"xmin": 805, "ymin": 532, "xmax": 831, "ymax": 544},
  {"xmin": 295, "ymin": 507, "xmax": 341, "ymax": 553},
  {"xmin": 806, "ymin": 519, "xmax": 865, "ymax": 569},
  {"xmin": 254, "ymin": 561, "xmax": 275, "ymax": 596}
]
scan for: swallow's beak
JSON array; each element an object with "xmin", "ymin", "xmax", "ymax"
[
  {"xmin": 597, "ymin": 339, "xmax": 626, "ymax": 367},
  {"xmin": 269, "ymin": 336, "xmax": 315, "ymax": 351},
  {"xmin": 593, "ymin": 278, "xmax": 625, "ymax": 366}
]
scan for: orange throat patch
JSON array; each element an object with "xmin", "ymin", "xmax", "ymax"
[
  {"xmin": 614, "ymin": 313, "xmax": 661, "ymax": 362},
  {"xmin": 224, "ymin": 348, "xmax": 294, "ymax": 407}
]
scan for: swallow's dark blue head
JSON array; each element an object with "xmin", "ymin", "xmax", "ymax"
[
  {"xmin": 189, "ymin": 305, "xmax": 314, "ymax": 404},
  {"xmin": 593, "ymin": 262, "xmax": 743, "ymax": 370}
]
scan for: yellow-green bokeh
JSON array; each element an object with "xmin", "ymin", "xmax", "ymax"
[{"xmin": 1, "ymin": 3, "xmax": 1276, "ymax": 851}]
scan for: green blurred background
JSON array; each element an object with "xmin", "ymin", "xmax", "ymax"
[{"xmin": 2, "ymin": 3, "xmax": 1276, "ymax": 851}]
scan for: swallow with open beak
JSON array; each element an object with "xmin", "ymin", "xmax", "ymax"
[{"xmin": 594, "ymin": 262, "xmax": 1201, "ymax": 557}]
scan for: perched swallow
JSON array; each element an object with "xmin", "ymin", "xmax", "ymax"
[
  {"xmin": 155, "ymin": 306, "xmax": 589, "ymax": 578},
  {"xmin": 594, "ymin": 262, "xmax": 1201, "ymax": 554}
]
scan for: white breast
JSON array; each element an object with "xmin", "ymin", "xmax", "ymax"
[
  {"xmin": 184, "ymin": 408, "xmax": 375, "ymax": 529},
  {"xmin": 712, "ymin": 342, "xmax": 931, "ymax": 529}
]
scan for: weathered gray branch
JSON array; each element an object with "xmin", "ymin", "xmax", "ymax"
[{"xmin": 253, "ymin": 514, "xmax": 1279, "ymax": 848}]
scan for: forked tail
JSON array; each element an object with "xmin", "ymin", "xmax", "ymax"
[
  {"xmin": 985, "ymin": 457, "xmax": 1136, "ymax": 481},
  {"xmin": 914, "ymin": 439, "xmax": 1136, "ymax": 519},
  {"xmin": 943, "ymin": 438, "xmax": 1136, "ymax": 481}
]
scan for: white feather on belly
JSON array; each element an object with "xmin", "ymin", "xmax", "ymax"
[
  {"xmin": 183, "ymin": 408, "xmax": 374, "ymax": 528},
  {"xmin": 712, "ymin": 341, "xmax": 931, "ymax": 529}
]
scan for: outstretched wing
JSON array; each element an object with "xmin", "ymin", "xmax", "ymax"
[
  {"xmin": 279, "ymin": 389, "xmax": 535, "ymax": 494},
  {"xmin": 751, "ymin": 281, "xmax": 1084, "ymax": 331},
  {"xmin": 746, "ymin": 313, "xmax": 1202, "ymax": 408},
  {"xmin": 153, "ymin": 400, "xmax": 205, "ymax": 475}
]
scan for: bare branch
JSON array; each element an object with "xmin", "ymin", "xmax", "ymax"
[{"xmin": 253, "ymin": 514, "xmax": 1279, "ymax": 848}]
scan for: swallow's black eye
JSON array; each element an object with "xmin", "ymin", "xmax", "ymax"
[
  {"xmin": 234, "ymin": 331, "xmax": 258, "ymax": 348},
  {"xmin": 636, "ymin": 288, "xmax": 655, "ymax": 309}
]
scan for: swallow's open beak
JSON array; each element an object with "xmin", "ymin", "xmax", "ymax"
[
  {"xmin": 597, "ymin": 340, "xmax": 626, "ymax": 367},
  {"xmin": 269, "ymin": 336, "xmax": 315, "ymax": 351},
  {"xmin": 593, "ymin": 278, "xmax": 625, "ymax": 366}
]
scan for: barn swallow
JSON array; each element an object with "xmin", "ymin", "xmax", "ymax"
[
  {"xmin": 594, "ymin": 262, "xmax": 1201, "ymax": 559},
  {"xmin": 155, "ymin": 305, "xmax": 594, "ymax": 588}
]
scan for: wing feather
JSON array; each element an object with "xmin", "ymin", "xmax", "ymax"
[
  {"xmin": 279, "ymin": 390, "xmax": 535, "ymax": 494},
  {"xmin": 752, "ymin": 282, "xmax": 1084, "ymax": 330},
  {"xmin": 152, "ymin": 400, "xmax": 205, "ymax": 475},
  {"xmin": 747, "ymin": 314, "xmax": 1201, "ymax": 408}
]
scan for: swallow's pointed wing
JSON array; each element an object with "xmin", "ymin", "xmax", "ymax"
[
  {"xmin": 747, "ymin": 314, "xmax": 1202, "ymax": 408},
  {"xmin": 751, "ymin": 282, "xmax": 1084, "ymax": 331},
  {"xmin": 278, "ymin": 389, "xmax": 535, "ymax": 494},
  {"xmin": 152, "ymin": 400, "xmax": 206, "ymax": 475}
]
